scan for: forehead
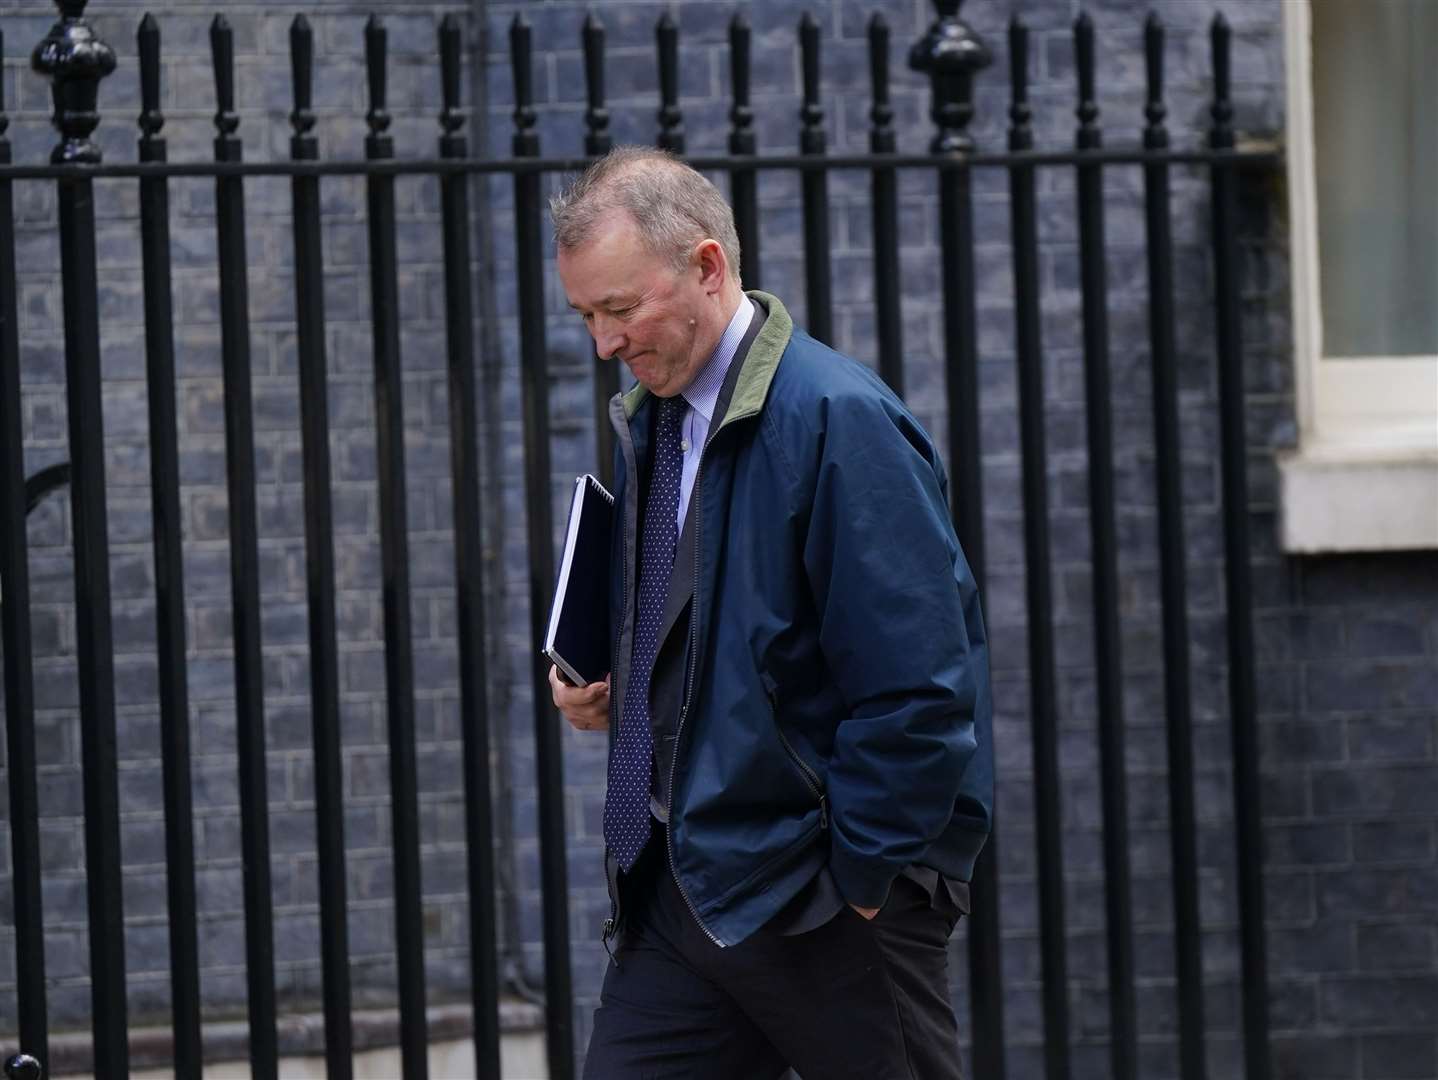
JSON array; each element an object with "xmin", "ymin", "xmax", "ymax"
[{"xmin": 557, "ymin": 214, "xmax": 667, "ymax": 304}]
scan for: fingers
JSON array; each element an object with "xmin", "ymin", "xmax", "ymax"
[
  {"xmin": 549, "ymin": 665, "xmax": 611, "ymax": 732},
  {"xmin": 549, "ymin": 664, "xmax": 606, "ymax": 702}
]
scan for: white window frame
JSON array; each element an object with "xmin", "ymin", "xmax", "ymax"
[{"xmin": 1278, "ymin": 0, "xmax": 1438, "ymax": 553}]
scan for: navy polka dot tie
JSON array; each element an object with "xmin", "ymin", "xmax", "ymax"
[{"xmin": 605, "ymin": 396, "xmax": 685, "ymax": 871}]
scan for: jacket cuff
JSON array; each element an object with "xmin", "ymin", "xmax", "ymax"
[{"xmin": 828, "ymin": 848, "xmax": 899, "ymax": 911}]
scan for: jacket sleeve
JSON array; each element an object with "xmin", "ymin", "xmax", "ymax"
[{"xmin": 801, "ymin": 389, "xmax": 990, "ymax": 910}]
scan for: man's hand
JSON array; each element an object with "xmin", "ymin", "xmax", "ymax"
[
  {"xmin": 550, "ymin": 665, "xmax": 611, "ymax": 733},
  {"xmin": 848, "ymin": 903, "xmax": 880, "ymax": 921}
]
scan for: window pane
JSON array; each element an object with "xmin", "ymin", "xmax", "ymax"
[{"xmin": 1312, "ymin": 0, "xmax": 1438, "ymax": 357}]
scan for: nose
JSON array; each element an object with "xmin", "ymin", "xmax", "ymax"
[{"xmin": 591, "ymin": 314, "xmax": 627, "ymax": 360}]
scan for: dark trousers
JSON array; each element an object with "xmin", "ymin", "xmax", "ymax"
[{"xmin": 584, "ymin": 843, "xmax": 965, "ymax": 1080}]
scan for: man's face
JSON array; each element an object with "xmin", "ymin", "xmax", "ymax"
[{"xmin": 557, "ymin": 214, "xmax": 707, "ymax": 398}]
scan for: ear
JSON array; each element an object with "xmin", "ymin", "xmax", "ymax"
[{"xmin": 693, "ymin": 238, "xmax": 728, "ymax": 294}]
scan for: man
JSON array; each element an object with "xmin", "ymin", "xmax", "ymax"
[{"xmin": 549, "ymin": 146, "xmax": 992, "ymax": 1080}]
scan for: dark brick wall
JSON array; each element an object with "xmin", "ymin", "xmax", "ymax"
[
  {"xmin": 1, "ymin": 0, "xmax": 1435, "ymax": 1077},
  {"xmin": 1257, "ymin": 554, "xmax": 1438, "ymax": 1080},
  {"xmin": 0, "ymin": 0, "xmax": 500, "ymax": 1039}
]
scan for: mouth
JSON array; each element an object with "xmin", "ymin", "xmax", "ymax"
[{"xmin": 620, "ymin": 353, "xmax": 667, "ymax": 390}]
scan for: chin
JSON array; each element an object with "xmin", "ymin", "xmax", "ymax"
[{"xmin": 632, "ymin": 369, "xmax": 675, "ymax": 396}]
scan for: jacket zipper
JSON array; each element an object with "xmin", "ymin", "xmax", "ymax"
[
  {"xmin": 664, "ymin": 440, "xmax": 725, "ymax": 947},
  {"xmin": 612, "ymin": 495, "xmax": 630, "ymax": 737},
  {"xmin": 601, "ymin": 848, "xmax": 620, "ymax": 964},
  {"xmin": 666, "ymin": 413, "xmax": 823, "ymax": 947},
  {"xmin": 603, "ymin": 414, "xmax": 635, "ymax": 957}
]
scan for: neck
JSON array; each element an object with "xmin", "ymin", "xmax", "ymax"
[{"xmin": 688, "ymin": 279, "xmax": 744, "ymax": 367}]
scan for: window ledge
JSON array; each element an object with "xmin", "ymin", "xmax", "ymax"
[{"xmin": 1278, "ymin": 440, "xmax": 1438, "ymax": 553}]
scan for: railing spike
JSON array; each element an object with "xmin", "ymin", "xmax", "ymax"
[
  {"xmin": 799, "ymin": 10, "xmax": 824, "ymax": 155},
  {"xmin": 656, "ymin": 8, "xmax": 683, "ymax": 152},
  {"xmin": 1, "ymin": 26, "xmax": 9, "ymax": 132},
  {"xmin": 138, "ymin": 13, "xmax": 163, "ymax": 140},
  {"xmin": 209, "ymin": 14, "xmax": 239, "ymax": 147},
  {"xmin": 797, "ymin": 8, "xmax": 832, "ymax": 342},
  {"xmin": 365, "ymin": 15, "xmax": 391, "ymax": 139},
  {"xmin": 510, "ymin": 15, "xmax": 538, "ymax": 156},
  {"xmin": 439, "ymin": 13, "xmax": 464, "ymax": 136},
  {"xmin": 1075, "ymin": 10, "xmax": 1100, "ymax": 146},
  {"xmin": 1009, "ymin": 16, "xmax": 1032, "ymax": 152},
  {"xmin": 582, "ymin": 9, "xmax": 610, "ymax": 155},
  {"xmin": 868, "ymin": 13, "xmax": 894, "ymax": 154},
  {"xmin": 289, "ymin": 14, "xmax": 315, "ymax": 139},
  {"xmin": 1144, "ymin": 12, "xmax": 1168, "ymax": 148},
  {"xmin": 729, "ymin": 11, "xmax": 753, "ymax": 148},
  {"xmin": 1209, "ymin": 12, "xmax": 1233, "ymax": 148},
  {"xmin": 726, "ymin": 10, "xmax": 759, "ymax": 286}
]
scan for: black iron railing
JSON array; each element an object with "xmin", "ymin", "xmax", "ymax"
[{"xmin": 0, "ymin": 2, "xmax": 1279, "ymax": 1078}]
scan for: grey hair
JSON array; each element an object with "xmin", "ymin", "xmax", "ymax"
[{"xmin": 549, "ymin": 146, "xmax": 742, "ymax": 282}]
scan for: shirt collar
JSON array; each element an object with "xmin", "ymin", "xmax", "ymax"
[{"xmin": 681, "ymin": 294, "xmax": 754, "ymax": 425}]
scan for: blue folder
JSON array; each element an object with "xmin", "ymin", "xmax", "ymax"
[{"xmin": 542, "ymin": 473, "xmax": 614, "ymax": 687}]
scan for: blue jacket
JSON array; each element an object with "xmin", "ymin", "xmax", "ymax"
[{"xmin": 607, "ymin": 291, "xmax": 992, "ymax": 947}]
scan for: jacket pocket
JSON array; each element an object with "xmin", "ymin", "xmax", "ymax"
[{"xmin": 762, "ymin": 671, "xmax": 828, "ymax": 829}]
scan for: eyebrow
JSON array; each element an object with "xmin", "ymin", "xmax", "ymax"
[{"xmin": 568, "ymin": 293, "xmax": 635, "ymax": 312}]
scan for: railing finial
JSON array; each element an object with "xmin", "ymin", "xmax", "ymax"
[
  {"xmin": 290, "ymin": 15, "xmax": 316, "ymax": 140},
  {"xmin": 909, "ymin": 0, "xmax": 992, "ymax": 154},
  {"xmin": 0, "ymin": 26, "xmax": 10, "ymax": 139},
  {"xmin": 868, "ymin": 13, "xmax": 894, "ymax": 154},
  {"xmin": 30, "ymin": 0, "xmax": 117, "ymax": 164},
  {"xmin": 209, "ymin": 15, "xmax": 240, "ymax": 148},
  {"xmin": 799, "ymin": 11, "xmax": 825, "ymax": 156},
  {"xmin": 1144, "ymin": 12, "xmax": 1168, "ymax": 150},
  {"xmin": 439, "ymin": 14, "xmax": 465, "ymax": 137},
  {"xmin": 137, "ymin": 14, "xmax": 164, "ymax": 142},
  {"xmin": 1008, "ymin": 16, "xmax": 1032, "ymax": 152},
  {"xmin": 655, "ymin": 10, "xmax": 684, "ymax": 152},
  {"xmin": 1209, "ymin": 12, "xmax": 1234, "ymax": 150},
  {"xmin": 582, "ymin": 10, "xmax": 611, "ymax": 156},
  {"xmin": 510, "ymin": 15, "xmax": 539, "ymax": 156},
  {"xmin": 1074, "ymin": 11, "xmax": 1101, "ymax": 148},
  {"xmin": 728, "ymin": 13, "xmax": 754, "ymax": 155},
  {"xmin": 365, "ymin": 16, "xmax": 392, "ymax": 144}
]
